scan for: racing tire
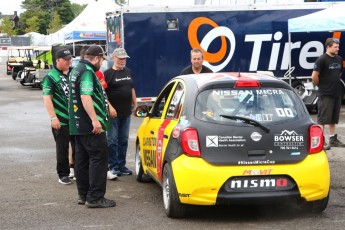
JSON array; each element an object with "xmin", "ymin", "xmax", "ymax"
[
  {"xmin": 135, "ymin": 143, "xmax": 151, "ymax": 183},
  {"xmin": 302, "ymin": 192, "xmax": 329, "ymax": 213},
  {"xmin": 12, "ymin": 71, "xmax": 18, "ymax": 80},
  {"xmin": 135, "ymin": 143, "xmax": 145, "ymax": 182},
  {"xmin": 162, "ymin": 163, "xmax": 187, "ymax": 218}
]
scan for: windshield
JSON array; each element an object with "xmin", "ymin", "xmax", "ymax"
[{"xmin": 195, "ymin": 87, "xmax": 303, "ymax": 124}]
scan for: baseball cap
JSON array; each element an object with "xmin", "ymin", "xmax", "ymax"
[
  {"xmin": 56, "ymin": 48, "xmax": 73, "ymax": 60},
  {"xmin": 112, "ymin": 48, "xmax": 130, "ymax": 58},
  {"xmin": 86, "ymin": 45, "xmax": 107, "ymax": 59}
]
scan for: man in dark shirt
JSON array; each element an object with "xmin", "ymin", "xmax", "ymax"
[
  {"xmin": 180, "ymin": 48, "xmax": 213, "ymax": 75},
  {"xmin": 104, "ymin": 47, "xmax": 137, "ymax": 178},
  {"xmin": 312, "ymin": 38, "xmax": 345, "ymax": 150}
]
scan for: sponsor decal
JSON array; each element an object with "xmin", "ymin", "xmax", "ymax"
[
  {"xmin": 156, "ymin": 120, "xmax": 171, "ymax": 181},
  {"xmin": 143, "ymin": 137, "xmax": 157, "ymax": 147},
  {"xmin": 206, "ymin": 135, "xmax": 246, "ymax": 148},
  {"xmin": 274, "ymin": 130, "xmax": 304, "ymax": 150},
  {"xmin": 212, "ymin": 89, "xmax": 284, "ymax": 97},
  {"xmin": 227, "ymin": 176, "xmax": 294, "ymax": 191},
  {"xmin": 178, "ymin": 193, "xmax": 191, "ymax": 198},
  {"xmin": 80, "ymin": 81, "xmax": 93, "ymax": 93},
  {"xmin": 238, "ymin": 160, "xmax": 275, "ymax": 165},
  {"xmin": 206, "ymin": 135, "xmax": 218, "ymax": 147},
  {"xmin": 73, "ymin": 104, "xmax": 78, "ymax": 112},
  {"xmin": 250, "ymin": 132, "xmax": 262, "ymax": 142},
  {"xmin": 143, "ymin": 148, "xmax": 156, "ymax": 168},
  {"xmin": 243, "ymin": 169, "xmax": 272, "ymax": 175}
]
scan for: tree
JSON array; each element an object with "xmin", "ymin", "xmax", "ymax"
[
  {"xmin": 25, "ymin": 15, "xmax": 39, "ymax": 33},
  {"xmin": 20, "ymin": 0, "xmax": 75, "ymax": 34},
  {"xmin": 70, "ymin": 3, "xmax": 87, "ymax": 17},
  {"xmin": 0, "ymin": 17, "xmax": 16, "ymax": 36},
  {"xmin": 48, "ymin": 11, "xmax": 62, "ymax": 34}
]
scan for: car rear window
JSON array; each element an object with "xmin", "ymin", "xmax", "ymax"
[{"xmin": 195, "ymin": 87, "xmax": 303, "ymax": 124}]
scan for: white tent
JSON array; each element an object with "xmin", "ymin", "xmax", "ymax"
[
  {"xmin": 287, "ymin": 3, "xmax": 345, "ymax": 84},
  {"xmin": 47, "ymin": 0, "xmax": 117, "ymax": 45},
  {"xmin": 288, "ymin": 3, "xmax": 345, "ymax": 33}
]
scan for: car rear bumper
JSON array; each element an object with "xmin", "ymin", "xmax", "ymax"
[{"xmin": 171, "ymin": 151, "xmax": 330, "ymax": 205}]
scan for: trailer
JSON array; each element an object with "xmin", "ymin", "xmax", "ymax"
[{"xmin": 106, "ymin": 2, "xmax": 344, "ymax": 103}]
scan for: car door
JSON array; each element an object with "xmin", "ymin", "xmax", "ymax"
[
  {"xmin": 141, "ymin": 81, "xmax": 186, "ymax": 182},
  {"xmin": 140, "ymin": 81, "xmax": 177, "ymax": 180}
]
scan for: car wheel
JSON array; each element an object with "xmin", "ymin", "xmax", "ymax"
[
  {"xmin": 135, "ymin": 143, "xmax": 145, "ymax": 182},
  {"xmin": 302, "ymin": 192, "xmax": 329, "ymax": 213},
  {"xmin": 135, "ymin": 143, "xmax": 151, "ymax": 183},
  {"xmin": 162, "ymin": 163, "xmax": 187, "ymax": 218},
  {"xmin": 12, "ymin": 71, "xmax": 18, "ymax": 80}
]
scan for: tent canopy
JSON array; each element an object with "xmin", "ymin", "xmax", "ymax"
[
  {"xmin": 48, "ymin": 0, "xmax": 116, "ymax": 44},
  {"xmin": 288, "ymin": 3, "xmax": 345, "ymax": 33}
]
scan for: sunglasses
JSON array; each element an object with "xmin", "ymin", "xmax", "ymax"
[{"xmin": 326, "ymin": 38, "xmax": 340, "ymax": 47}]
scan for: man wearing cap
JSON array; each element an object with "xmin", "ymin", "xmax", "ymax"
[
  {"xmin": 42, "ymin": 48, "xmax": 73, "ymax": 185},
  {"xmin": 104, "ymin": 47, "xmax": 137, "ymax": 178},
  {"xmin": 69, "ymin": 45, "xmax": 116, "ymax": 208}
]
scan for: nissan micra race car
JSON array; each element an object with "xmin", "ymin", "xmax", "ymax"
[{"xmin": 134, "ymin": 72, "xmax": 330, "ymax": 218}]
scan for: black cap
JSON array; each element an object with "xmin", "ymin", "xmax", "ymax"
[
  {"xmin": 85, "ymin": 45, "xmax": 107, "ymax": 59},
  {"xmin": 56, "ymin": 48, "xmax": 73, "ymax": 60}
]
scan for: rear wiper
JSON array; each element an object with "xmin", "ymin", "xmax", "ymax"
[{"xmin": 220, "ymin": 115, "xmax": 270, "ymax": 133}]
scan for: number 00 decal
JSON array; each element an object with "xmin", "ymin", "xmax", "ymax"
[{"xmin": 276, "ymin": 108, "xmax": 294, "ymax": 117}]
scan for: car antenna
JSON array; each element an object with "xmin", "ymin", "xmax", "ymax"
[{"xmin": 238, "ymin": 68, "xmax": 241, "ymax": 77}]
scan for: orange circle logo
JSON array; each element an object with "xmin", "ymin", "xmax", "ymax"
[{"xmin": 188, "ymin": 17, "xmax": 227, "ymax": 63}]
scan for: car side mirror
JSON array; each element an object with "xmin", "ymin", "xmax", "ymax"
[{"xmin": 135, "ymin": 105, "xmax": 149, "ymax": 117}]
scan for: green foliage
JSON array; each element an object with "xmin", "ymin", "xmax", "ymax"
[
  {"xmin": 71, "ymin": 3, "xmax": 87, "ymax": 17},
  {"xmin": 25, "ymin": 15, "xmax": 39, "ymax": 33},
  {"xmin": 0, "ymin": 17, "xmax": 16, "ymax": 36},
  {"xmin": 20, "ymin": 0, "xmax": 76, "ymax": 35},
  {"xmin": 48, "ymin": 11, "xmax": 62, "ymax": 34}
]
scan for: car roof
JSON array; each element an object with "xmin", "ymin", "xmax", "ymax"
[{"xmin": 175, "ymin": 72, "xmax": 291, "ymax": 90}]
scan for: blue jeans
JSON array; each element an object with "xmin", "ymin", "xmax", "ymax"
[{"xmin": 107, "ymin": 115, "xmax": 131, "ymax": 171}]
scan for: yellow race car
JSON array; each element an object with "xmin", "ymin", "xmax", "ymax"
[{"xmin": 135, "ymin": 72, "xmax": 330, "ymax": 218}]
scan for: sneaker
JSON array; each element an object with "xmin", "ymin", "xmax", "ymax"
[
  {"xmin": 330, "ymin": 134, "xmax": 345, "ymax": 148},
  {"xmin": 69, "ymin": 168, "xmax": 75, "ymax": 179},
  {"xmin": 107, "ymin": 170, "xmax": 118, "ymax": 180},
  {"xmin": 323, "ymin": 140, "xmax": 331, "ymax": 150},
  {"xmin": 120, "ymin": 166, "xmax": 132, "ymax": 176},
  {"xmin": 58, "ymin": 176, "xmax": 72, "ymax": 185},
  {"xmin": 85, "ymin": 198, "xmax": 116, "ymax": 208},
  {"xmin": 78, "ymin": 195, "xmax": 86, "ymax": 205},
  {"xmin": 112, "ymin": 168, "xmax": 122, "ymax": 177}
]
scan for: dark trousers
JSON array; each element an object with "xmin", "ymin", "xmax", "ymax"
[
  {"xmin": 74, "ymin": 133, "xmax": 108, "ymax": 202},
  {"xmin": 52, "ymin": 126, "xmax": 70, "ymax": 178}
]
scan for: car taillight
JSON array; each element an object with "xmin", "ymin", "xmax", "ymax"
[
  {"xmin": 309, "ymin": 125, "xmax": 324, "ymax": 154},
  {"xmin": 181, "ymin": 128, "xmax": 201, "ymax": 157},
  {"xmin": 234, "ymin": 80, "xmax": 261, "ymax": 88}
]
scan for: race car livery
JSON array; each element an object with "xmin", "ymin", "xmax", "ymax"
[{"xmin": 134, "ymin": 72, "xmax": 330, "ymax": 218}]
